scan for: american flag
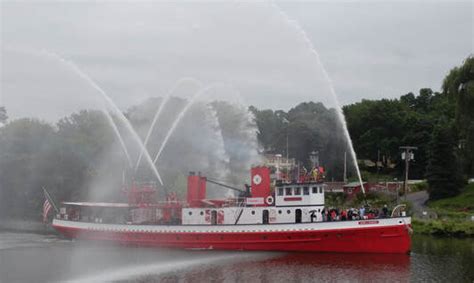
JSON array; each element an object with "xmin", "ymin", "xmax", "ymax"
[
  {"xmin": 42, "ymin": 187, "xmax": 57, "ymax": 223},
  {"xmin": 43, "ymin": 198, "xmax": 52, "ymax": 223}
]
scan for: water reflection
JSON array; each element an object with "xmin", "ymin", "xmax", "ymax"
[
  {"xmin": 411, "ymin": 235, "xmax": 474, "ymax": 281},
  {"xmin": 144, "ymin": 253, "xmax": 410, "ymax": 283},
  {"xmin": 1, "ymin": 233, "xmax": 474, "ymax": 282}
]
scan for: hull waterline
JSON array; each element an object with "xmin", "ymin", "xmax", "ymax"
[{"xmin": 53, "ymin": 217, "xmax": 411, "ymax": 254}]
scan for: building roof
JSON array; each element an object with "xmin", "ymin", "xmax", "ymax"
[{"xmin": 343, "ymin": 182, "xmax": 367, "ymax": 188}]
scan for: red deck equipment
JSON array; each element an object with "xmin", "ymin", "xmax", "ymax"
[
  {"xmin": 250, "ymin": 166, "xmax": 271, "ymax": 206},
  {"xmin": 187, "ymin": 172, "xmax": 206, "ymax": 207}
]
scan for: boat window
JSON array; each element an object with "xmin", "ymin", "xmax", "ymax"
[
  {"xmin": 211, "ymin": 210, "xmax": 217, "ymax": 225},
  {"xmin": 295, "ymin": 187, "xmax": 301, "ymax": 195},
  {"xmin": 188, "ymin": 211, "xmax": 192, "ymax": 216},
  {"xmin": 319, "ymin": 187, "xmax": 323, "ymax": 194},
  {"xmin": 278, "ymin": 187, "xmax": 284, "ymax": 196},
  {"xmin": 303, "ymin": 187, "xmax": 309, "ymax": 195},
  {"xmin": 251, "ymin": 210, "xmax": 256, "ymax": 215},
  {"xmin": 287, "ymin": 210, "xmax": 291, "ymax": 214},
  {"xmin": 200, "ymin": 211, "xmax": 204, "ymax": 216},
  {"xmin": 263, "ymin": 210, "xmax": 269, "ymax": 224},
  {"xmin": 312, "ymin": 187, "xmax": 318, "ymax": 194},
  {"xmin": 285, "ymin": 187, "xmax": 292, "ymax": 196},
  {"xmin": 278, "ymin": 210, "xmax": 282, "ymax": 214}
]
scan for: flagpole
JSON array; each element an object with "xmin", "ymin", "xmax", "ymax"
[{"xmin": 42, "ymin": 187, "xmax": 59, "ymax": 213}]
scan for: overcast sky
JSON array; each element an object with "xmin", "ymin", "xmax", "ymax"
[{"xmin": 1, "ymin": 1, "xmax": 472, "ymax": 121}]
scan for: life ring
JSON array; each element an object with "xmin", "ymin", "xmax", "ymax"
[
  {"xmin": 253, "ymin": 174, "xmax": 262, "ymax": 185},
  {"xmin": 266, "ymin": 196, "xmax": 274, "ymax": 205}
]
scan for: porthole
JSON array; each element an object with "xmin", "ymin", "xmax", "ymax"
[
  {"xmin": 188, "ymin": 211, "xmax": 192, "ymax": 216},
  {"xmin": 251, "ymin": 211, "xmax": 256, "ymax": 215},
  {"xmin": 278, "ymin": 210, "xmax": 282, "ymax": 214},
  {"xmin": 200, "ymin": 211, "xmax": 204, "ymax": 216},
  {"xmin": 287, "ymin": 210, "xmax": 291, "ymax": 214}
]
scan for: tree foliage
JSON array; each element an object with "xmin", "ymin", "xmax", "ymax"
[
  {"xmin": 426, "ymin": 123, "xmax": 465, "ymax": 200},
  {"xmin": 343, "ymin": 89, "xmax": 454, "ymax": 179},
  {"xmin": 250, "ymin": 102, "xmax": 350, "ymax": 181},
  {"xmin": 443, "ymin": 56, "xmax": 474, "ymax": 175},
  {"xmin": 0, "ymin": 112, "xmax": 115, "ymax": 219}
]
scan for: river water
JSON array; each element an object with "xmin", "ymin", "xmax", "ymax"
[{"xmin": 0, "ymin": 232, "xmax": 473, "ymax": 282}]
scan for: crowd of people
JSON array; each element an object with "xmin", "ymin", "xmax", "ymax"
[{"xmin": 321, "ymin": 205, "xmax": 390, "ymax": 221}]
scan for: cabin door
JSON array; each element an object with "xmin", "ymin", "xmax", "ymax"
[
  {"xmin": 211, "ymin": 210, "xmax": 217, "ymax": 225},
  {"xmin": 295, "ymin": 209, "xmax": 302, "ymax": 223},
  {"xmin": 263, "ymin": 210, "xmax": 269, "ymax": 224}
]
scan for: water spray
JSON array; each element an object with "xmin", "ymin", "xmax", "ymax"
[
  {"xmin": 44, "ymin": 52, "xmax": 164, "ymax": 186},
  {"xmin": 134, "ymin": 77, "xmax": 203, "ymax": 171},
  {"xmin": 152, "ymin": 82, "xmax": 231, "ymax": 165},
  {"xmin": 270, "ymin": 4, "xmax": 366, "ymax": 199}
]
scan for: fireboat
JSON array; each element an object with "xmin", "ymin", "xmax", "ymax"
[{"xmin": 52, "ymin": 158, "xmax": 412, "ymax": 254}]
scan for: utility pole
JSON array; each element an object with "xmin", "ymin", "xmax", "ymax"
[
  {"xmin": 376, "ymin": 149, "xmax": 380, "ymax": 182},
  {"xmin": 283, "ymin": 117, "xmax": 290, "ymax": 164},
  {"xmin": 343, "ymin": 151, "xmax": 347, "ymax": 183},
  {"xmin": 400, "ymin": 146, "xmax": 417, "ymax": 202}
]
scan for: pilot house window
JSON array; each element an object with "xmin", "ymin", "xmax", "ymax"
[
  {"xmin": 303, "ymin": 187, "xmax": 309, "ymax": 195},
  {"xmin": 295, "ymin": 187, "xmax": 301, "ymax": 195},
  {"xmin": 285, "ymin": 187, "xmax": 292, "ymax": 196},
  {"xmin": 312, "ymin": 187, "xmax": 318, "ymax": 194},
  {"xmin": 278, "ymin": 188, "xmax": 284, "ymax": 196}
]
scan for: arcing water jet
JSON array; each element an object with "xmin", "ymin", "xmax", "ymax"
[
  {"xmin": 45, "ymin": 52, "xmax": 164, "ymax": 186},
  {"xmin": 271, "ymin": 4, "xmax": 365, "ymax": 194},
  {"xmin": 135, "ymin": 77, "xmax": 203, "ymax": 171},
  {"xmin": 152, "ymin": 83, "xmax": 231, "ymax": 165}
]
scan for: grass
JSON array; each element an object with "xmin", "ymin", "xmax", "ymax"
[
  {"xmin": 428, "ymin": 183, "xmax": 474, "ymax": 211},
  {"xmin": 412, "ymin": 218, "xmax": 474, "ymax": 237},
  {"xmin": 412, "ymin": 183, "xmax": 474, "ymax": 237}
]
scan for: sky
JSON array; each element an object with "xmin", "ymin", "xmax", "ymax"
[{"xmin": 1, "ymin": 1, "xmax": 472, "ymax": 121}]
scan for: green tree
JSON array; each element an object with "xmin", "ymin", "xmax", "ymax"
[
  {"xmin": 0, "ymin": 119, "xmax": 58, "ymax": 218},
  {"xmin": 425, "ymin": 123, "xmax": 465, "ymax": 200},
  {"xmin": 443, "ymin": 56, "xmax": 474, "ymax": 175}
]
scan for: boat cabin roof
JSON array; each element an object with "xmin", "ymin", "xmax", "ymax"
[{"xmin": 62, "ymin": 202, "xmax": 131, "ymax": 208}]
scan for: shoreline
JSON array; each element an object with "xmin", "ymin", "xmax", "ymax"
[
  {"xmin": 412, "ymin": 218, "xmax": 474, "ymax": 238},
  {"xmin": 0, "ymin": 219, "xmax": 56, "ymax": 235}
]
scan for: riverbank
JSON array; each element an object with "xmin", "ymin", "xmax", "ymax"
[
  {"xmin": 412, "ymin": 218, "xmax": 474, "ymax": 237},
  {"xmin": 411, "ymin": 184, "xmax": 474, "ymax": 237}
]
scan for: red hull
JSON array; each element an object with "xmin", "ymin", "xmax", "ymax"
[{"xmin": 53, "ymin": 219, "xmax": 411, "ymax": 254}]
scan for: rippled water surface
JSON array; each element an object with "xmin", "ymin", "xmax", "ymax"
[{"xmin": 0, "ymin": 232, "xmax": 473, "ymax": 282}]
